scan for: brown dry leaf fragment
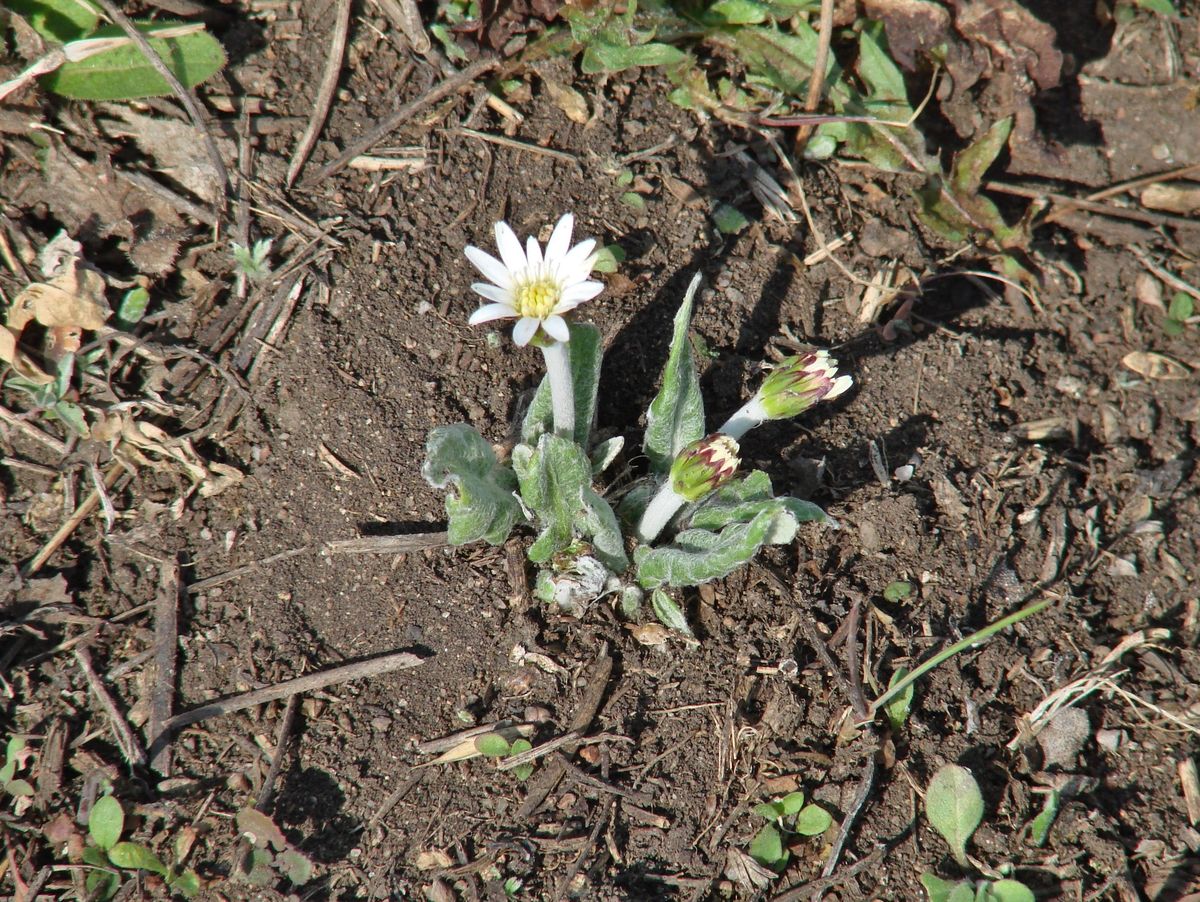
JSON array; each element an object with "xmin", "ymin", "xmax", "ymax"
[
  {"xmin": 414, "ymin": 849, "xmax": 454, "ymax": 870},
  {"xmin": 237, "ymin": 808, "xmax": 287, "ymax": 851},
  {"xmin": 954, "ymin": 0, "xmax": 1062, "ymax": 92},
  {"xmin": 1010, "ymin": 416, "xmax": 1075, "ymax": 442},
  {"xmin": 1122, "ymin": 350, "xmax": 1191, "ymax": 381},
  {"xmin": 542, "ymin": 76, "xmax": 589, "ymax": 124},
  {"xmin": 864, "ymin": 0, "xmax": 952, "ymax": 70},
  {"xmin": 317, "ymin": 442, "xmax": 361, "ymax": 479},
  {"xmin": 1140, "ymin": 183, "xmax": 1200, "ymax": 215},
  {"xmin": 626, "ymin": 622, "xmax": 672, "ymax": 647},
  {"xmin": 931, "ymin": 473, "xmax": 969, "ymax": 527},
  {"xmin": 117, "ymin": 418, "xmax": 244, "ymax": 497},
  {"xmin": 4, "ymin": 256, "xmax": 111, "ymax": 380},
  {"xmin": 99, "ymin": 108, "xmax": 226, "ymax": 204},
  {"xmin": 723, "ymin": 847, "xmax": 774, "ymax": 890}
]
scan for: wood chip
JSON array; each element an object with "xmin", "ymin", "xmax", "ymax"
[{"xmin": 1122, "ymin": 350, "xmax": 1191, "ymax": 381}]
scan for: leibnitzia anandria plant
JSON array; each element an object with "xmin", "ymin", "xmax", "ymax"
[{"xmin": 422, "ymin": 214, "xmax": 851, "ymax": 636}]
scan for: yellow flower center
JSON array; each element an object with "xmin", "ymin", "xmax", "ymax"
[{"xmin": 514, "ymin": 276, "xmax": 559, "ymax": 319}]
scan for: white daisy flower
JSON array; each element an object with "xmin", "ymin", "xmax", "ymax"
[{"xmin": 465, "ymin": 213, "xmax": 603, "ymax": 347}]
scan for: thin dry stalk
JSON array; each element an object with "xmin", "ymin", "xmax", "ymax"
[
  {"xmin": 793, "ymin": 0, "xmax": 835, "ymax": 153},
  {"xmin": 286, "ymin": 0, "xmax": 353, "ymax": 187},
  {"xmin": 148, "ymin": 559, "xmax": 181, "ymax": 775},
  {"xmin": 75, "ymin": 647, "xmax": 148, "ymax": 768},
  {"xmin": 24, "ymin": 465, "xmax": 127, "ymax": 577}
]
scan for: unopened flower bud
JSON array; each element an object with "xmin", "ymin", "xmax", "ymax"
[
  {"xmin": 669, "ymin": 434, "xmax": 740, "ymax": 503},
  {"xmin": 756, "ymin": 351, "xmax": 852, "ymax": 420}
]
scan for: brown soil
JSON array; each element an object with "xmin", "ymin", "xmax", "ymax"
[{"xmin": 2, "ymin": 3, "xmax": 1199, "ymax": 901}]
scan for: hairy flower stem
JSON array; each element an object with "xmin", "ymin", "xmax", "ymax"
[
  {"xmin": 718, "ymin": 398, "xmax": 767, "ymax": 440},
  {"xmin": 541, "ymin": 340, "xmax": 575, "ymax": 438},
  {"xmin": 636, "ymin": 484, "xmax": 685, "ymax": 544}
]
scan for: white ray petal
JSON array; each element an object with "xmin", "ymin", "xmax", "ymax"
[
  {"xmin": 545, "ymin": 213, "xmax": 575, "ymax": 262},
  {"xmin": 494, "ymin": 221, "xmax": 527, "ymax": 273},
  {"xmin": 468, "ymin": 302, "xmax": 517, "ymax": 325},
  {"xmin": 512, "ymin": 316, "xmax": 540, "ymax": 347},
  {"xmin": 465, "ymin": 246, "xmax": 513, "ymax": 290},
  {"xmin": 525, "ymin": 236, "xmax": 543, "ymax": 267},
  {"xmin": 559, "ymin": 280, "xmax": 604, "ymax": 306},
  {"xmin": 557, "ymin": 238, "xmax": 597, "ymax": 279},
  {"xmin": 471, "ymin": 282, "xmax": 513, "ymax": 303},
  {"xmin": 542, "ymin": 315, "xmax": 570, "ymax": 342}
]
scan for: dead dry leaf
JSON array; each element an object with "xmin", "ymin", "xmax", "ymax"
[
  {"xmin": 99, "ymin": 107, "xmax": 226, "ymax": 204},
  {"xmin": 414, "ymin": 849, "xmax": 453, "ymax": 870},
  {"xmin": 542, "ymin": 76, "xmax": 589, "ymax": 124},
  {"xmin": 1140, "ymin": 183, "xmax": 1200, "ymax": 215},
  {"xmin": 1122, "ymin": 350, "xmax": 1191, "ymax": 381}
]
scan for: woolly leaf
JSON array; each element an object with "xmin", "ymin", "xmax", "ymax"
[
  {"xmin": 512, "ymin": 434, "xmax": 592, "ymax": 563},
  {"xmin": 644, "ymin": 272, "xmax": 705, "ymax": 474},
  {"xmin": 925, "ymin": 764, "xmax": 983, "ymax": 867},
  {"xmin": 422, "ymin": 424, "xmax": 522, "ymax": 545}
]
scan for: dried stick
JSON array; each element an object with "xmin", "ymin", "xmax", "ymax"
[
  {"xmin": 23, "ymin": 465, "xmax": 127, "ymax": 577},
  {"xmin": 148, "ymin": 559, "xmax": 182, "ymax": 775},
  {"xmin": 156, "ymin": 650, "xmax": 427, "ymax": 739},
  {"xmin": 286, "ymin": 0, "xmax": 353, "ymax": 187},
  {"xmin": 0, "ymin": 404, "xmax": 69, "ymax": 456},
  {"xmin": 324, "ymin": 532, "xmax": 450, "ymax": 554},
  {"xmin": 301, "ymin": 56, "xmax": 499, "ymax": 188},
  {"xmin": 793, "ymin": 0, "xmax": 835, "ymax": 154},
  {"xmin": 187, "ymin": 547, "xmax": 311, "ymax": 593},
  {"xmin": 90, "ymin": 0, "xmax": 230, "ymax": 201},
  {"xmin": 75, "ymin": 647, "xmax": 148, "ymax": 769},
  {"xmin": 254, "ymin": 693, "xmax": 300, "ymax": 813},
  {"xmin": 771, "ymin": 834, "xmax": 903, "ymax": 901}
]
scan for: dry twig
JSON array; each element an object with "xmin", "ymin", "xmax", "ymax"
[
  {"xmin": 148, "ymin": 559, "xmax": 182, "ymax": 775},
  {"xmin": 76, "ymin": 647, "xmax": 148, "ymax": 768},
  {"xmin": 792, "ymin": 0, "xmax": 835, "ymax": 153},
  {"xmin": 286, "ymin": 0, "xmax": 353, "ymax": 187}
]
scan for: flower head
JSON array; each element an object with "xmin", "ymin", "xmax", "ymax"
[
  {"xmin": 756, "ymin": 351, "xmax": 852, "ymax": 420},
  {"xmin": 465, "ymin": 213, "xmax": 603, "ymax": 347},
  {"xmin": 670, "ymin": 434, "xmax": 741, "ymax": 503}
]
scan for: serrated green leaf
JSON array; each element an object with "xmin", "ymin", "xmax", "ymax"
[
  {"xmin": 1028, "ymin": 790, "xmax": 1059, "ymax": 847},
  {"xmin": 475, "ymin": 734, "xmax": 512, "ymax": 757},
  {"xmin": 635, "ymin": 505, "xmax": 797, "ymax": 589},
  {"xmin": 951, "ymin": 117, "xmax": 1013, "ymax": 195},
  {"xmin": 236, "ymin": 807, "xmax": 287, "ymax": 850},
  {"xmin": 170, "ymin": 870, "xmax": 201, "ymax": 897},
  {"xmin": 6, "ymin": 0, "xmax": 100, "ymax": 43},
  {"xmin": 925, "ymin": 764, "xmax": 983, "ymax": 867},
  {"xmin": 620, "ymin": 191, "xmax": 646, "ymax": 209},
  {"xmin": 644, "ymin": 272, "xmax": 706, "ymax": 475},
  {"xmin": 239, "ymin": 847, "xmax": 275, "ymax": 886},
  {"xmin": 857, "ymin": 23, "xmax": 908, "ymax": 103},
  {"xmin": 582, "ymin": 40, "xmax": 686, "ymax": 74},
  {"xmin": 794, "ymin": 803, "xmax": 832, "ymax": 835},
  {"xmin": 275, "ymin": 849, "xmax": 312, "ymax": 885},
  {"xmin": 649, "ymin": 588, "xmax": 693, "ymax": 637},
  {"xmin": 883, "ymin": 667, "xmax": 915, "ymax": 732},
  {"xmin": 43, "ymin": 24, "xmax": 227, "ymax": 101},
  {"xmin": 988, "ymin": 879, "xmax": 1035, "ymax": 902},
  {"xmin": 511, "ymin": 434, "xmax": 593, "ymax": 563},
  {"xmin": 522, "ymin": 323, "xmax": 603, "ymax": 447},
  {"xmin": 748, "ymin": 824, "xmax": 787, "ymax": 868},
  {"xmin": 423, "ymin": 424, "xmax": 522, "ymax": 546},
  {"xmin": 89, "ymin": 795, "xmax": 125, "ymax": 850},
  {"xmin": 108, "ymin": 841, "xmax": 168, "ymax": 875}
]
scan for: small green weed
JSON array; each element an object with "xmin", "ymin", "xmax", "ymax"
[
  {"xmin": 475, "ymin": 733, "xmax": 535, "ymax": 781},
  {"xmin": 231, "ymin": 238, "xmax": 275, "ymax": 283},
  {"xmin": 84, "ymin": 794, "xmax": 200, "ymax": 899},
  {"xmin": 748, "ymin": 790, "xmax": 832, "ymax": 870},
  {"xmin": 1163, "ymin": 291, "xmax": 1194, "ymax": 337},
  {"xmin": 4, "ymin": 355, "xmax": 90, "ymax": 438},
  {"xmin": 920, "ymin": 764, "xmax": 1035, "ymax": 902},
  {"xmin": 234, "ymin": 808, "xmax": 314, "ymax": 887},
  {"xmin": 1, "ymin": 735, "xmax": 35, "ymax": 801}
]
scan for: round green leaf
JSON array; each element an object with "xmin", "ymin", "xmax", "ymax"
[
  {"xmin": 88, "ymin": 795, "xmax": 125, "ymax": 850},
  {"xmin": 988, "ymin": 880, "xmax": 1035, "ymax": 902},
  {"xmin": 42, "ymin": 24, "xmax": 226, "ymax": 101},
  {"xmin": 925, "ymin": 764, "xmax": 983, "ymax": 867},
  {"xmin": 793, "ymin": 803, "xmax": 833, "ymax": 836},
  {"xmin": 748, "ymin": 824, "xmax": 786, "ymax": 868},
  {"xmin": 474, "ymin": 734, "xmax": 511, "ymax": 757},
  {"xmin": 920, "ymin": 873, "xmax": 955, "ymax": 902},
  {"xmin": 108, "ymin": 841, "xmax": 168, "ymax": 876},
  {"xmin": 778, "ymin": 791, "xmax": 806, "ymax": 816},
  {"xmin": 170, "ymin": 870, "xmax": 201, "ymax": 897},
  {"xmin": 883, "ymin": 580, "xmax": 913, "ymax": 602}
]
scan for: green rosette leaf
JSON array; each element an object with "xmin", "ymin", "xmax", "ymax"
[
  {"xmin": 644, "ymin": 272, "xmax": 706, "ymax": 475},
  {"xmin": 422, "ymin": 424, "xmax": 522, "ymax": 545}
]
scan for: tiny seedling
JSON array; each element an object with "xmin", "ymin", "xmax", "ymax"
[
  {"xmin": 475, "ymin": 733, "xmax": 535, "ymax": 781},
  {"xmin": 1162, "ymin": 291, "xmax": 1194, "ymax": 337},
  {"xmin": 882, "ymin": 666, "xmax": 915, "ymax": 733},
  {"xmin": 748, "ymin": 791, "xmax": 832, "ymax": 871},
  {"xmin": 0, "ymin": 735, "xmax": 35, "ymax": 800},
  {"xmin": 231, "ymin": 238, "xmax": 274, "ymax": 283},
  {"xmin": 4, "ymin": 354, "xmax": 90, "ymax": 437},
  {"xmin": 234, "ymin": 807, "xmax": 314, "ymax": 887},
  {"xmin": 921, "ymin": 765, "xmax": 1035, "ymax": 902},
  {"xmin": 84, "ymin": 794, "xmax": 200, "ymax": 899},
  {"xmin": 883, "ymin": 579, "xmax": 913, "ymax": 602}
]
